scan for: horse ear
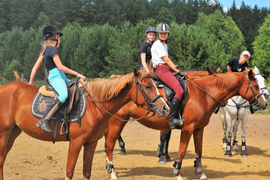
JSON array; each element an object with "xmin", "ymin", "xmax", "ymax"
[
  {"xmin": 133, "ymin": 68, "xmax": 140, "ymax": 77},
  {"xmin": 216, "ymin": 67, "xmax": 221, "ymax": 73},
  {"xmin": 248, "ymin": 69, "xmax": 255, "ymax": 79}
]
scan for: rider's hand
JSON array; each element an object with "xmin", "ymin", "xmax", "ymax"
[
  {"xmin": 178, "ymin": 72, "xmax": 188, "ymax": 80},
  {"xmin": 77, "ymin": 74, "xmax": 86, "ymax": 81}
]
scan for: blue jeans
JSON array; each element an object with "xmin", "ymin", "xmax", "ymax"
[{"xmin": 48, "ymin": 68, "xmax": 70, "ymax": 103}]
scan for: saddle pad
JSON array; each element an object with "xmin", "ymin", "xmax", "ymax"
[{"xmin": 31, "ymin": 92, "xmax": 87, "ymax": 123}]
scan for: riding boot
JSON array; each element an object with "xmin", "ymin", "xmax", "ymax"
[
  {"xmin": 36, "ymin": 98, "xmax": 63, "ymax": 133},
  {"xmin": 169, "ymin": 97, "xmax": 186, "ymax": 129}
]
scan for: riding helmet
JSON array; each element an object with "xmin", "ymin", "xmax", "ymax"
[
  {"xmin": 145, "ymin": 27, "xmax": 156, "ymax": 34},
  {"xmin": 42, "ymin": 25, "xmax": 63, "ymax": 41},
  {"xmin": 156, "ymin": 23, "xmax": 170, "ymax": 33}
]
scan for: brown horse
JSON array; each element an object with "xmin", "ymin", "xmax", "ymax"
[
  {"xmin": 104, "ymin": 68, "xmax": 220, "ymax": 167},
  {"xmin": 0, "ymin": 69, "xmax": 168, "ymax": 180},
  {"xmin": 104, "ymin": 69, "xmax": 267, "ymax": 180}
]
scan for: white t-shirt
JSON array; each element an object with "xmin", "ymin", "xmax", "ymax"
[{"xmin": 151, "ymin": 40, "xmax": 168, "ymax": 68}]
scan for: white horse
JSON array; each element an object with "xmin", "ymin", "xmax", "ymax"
[{"xmin": 219, "ymin": 66, "xmax": 269, "ymax": 157}]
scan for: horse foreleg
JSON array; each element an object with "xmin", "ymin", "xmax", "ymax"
[
  {"xmin": 82, "ymin": 141, "xmax": 98, "ymax": 180},
  {"xmin": 105, "ymin": 120, "xmax": 127, "ymax": 178},
  {"xmin": 0, "ymin": 125, "xmax": 20, "ymax": 180},
  {"xmin": 232, "ymin": 119, "xmax": 240, "ymax": 152},
  {"xmin": 65, "ymin": 139, "xmax": 84, "ymax": 179},
  {"xmin": 174, "ymin": 129, "xmax": 192, "ymax": 179},
  {"xmin": 193, "ymin": 128, "xmax": 208, "ymax": 180},
  {"xmin": 240, "ymin": 116, "xmax": 248, "ymax": 157}
]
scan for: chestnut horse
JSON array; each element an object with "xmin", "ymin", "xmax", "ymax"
[
  {"xmin": 104, "ymin": 69, "xmax": 267, "ymax": 180},
  {"xmin": 0, "ymin": 69, "xmax": 168, "ymax": 180},
  {"xmin": 104, "ymin": 68, "xmax": 220, "ymax": 168}
]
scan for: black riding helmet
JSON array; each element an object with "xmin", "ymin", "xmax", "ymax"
[{"xmin": 42, "ymin": 25, "xmax": 63, "ymax": 47}]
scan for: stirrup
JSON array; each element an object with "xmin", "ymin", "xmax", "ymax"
[{"xmin": 60, "ymin": 121, "xmax": 68, "ymax": 134}]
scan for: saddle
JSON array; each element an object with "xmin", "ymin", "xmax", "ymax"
[
  {"xmin": 31, "ymin": 79, "xmax": 87, "ymax": 143},
  {"xmin": 153, "ymin": 74, "xmax": 189, "ymax": 105},
  {"xmin": 45, "ymin": 78, "xmax": 81, "ymax": 114}
]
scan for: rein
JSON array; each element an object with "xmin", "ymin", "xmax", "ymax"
[
  {"xmin": 185, "ymin": 72, "xmax": 261, "ymax": 108},
  {"xmin": 83, "ymin": 75, "xmax": 161, "ymax": 122}
]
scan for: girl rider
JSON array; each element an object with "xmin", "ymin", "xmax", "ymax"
[
  {"xmin": 151, "ymin": 23, "xmax": 187, "ymax": 129},
  {"xmin": 138, "ymin": 27, "xmax": 156, "ymax": 73},
  {"xmin": 29, "ymin": 25, "xmax": 86, "ymax": 133}
]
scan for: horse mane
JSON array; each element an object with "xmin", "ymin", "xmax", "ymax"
[
  {"xmin": 84, "ymin": 71, "xmax": 150, "ymax": 102},
  {"xmin": 215, "ymin": 72, "xmax": 245, "ymax": 90}
]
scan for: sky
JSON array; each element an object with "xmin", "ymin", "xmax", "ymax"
[{"xmin": 217, "ymin": 0, "xmax": 269, "ymax": 9}]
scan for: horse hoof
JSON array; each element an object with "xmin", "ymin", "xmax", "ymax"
[
  {"xmin": 198, "ymin": 172, "xmax": 208, "ymax": 180},
  {"xmin": 173, "ymin": 168, "xmax": 179, "ymax": 175},
  {"xmin": 225, "ymin": 150, "xmax": 232, "ymax": 157},
  {"xmin": 158, "ymin": 160, "xmax": 166, "ymax": 165},
  {"xmin": 119, "ymin": 151, "xmax": 126, "ymax": 155}
]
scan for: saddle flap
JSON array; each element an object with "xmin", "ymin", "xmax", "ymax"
[{"xmin": 153, "ymin": 74, "xmax": 189, "ymax": 103}]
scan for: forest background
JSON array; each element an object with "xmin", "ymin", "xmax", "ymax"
[{"xmin": 0, "ymin": 0, "xmax": 270, "ymax": 82}]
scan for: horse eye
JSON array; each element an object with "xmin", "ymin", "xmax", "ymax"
[{"xmin": 145, "ymin": 85, "xmax": 151, "ymax": 89}]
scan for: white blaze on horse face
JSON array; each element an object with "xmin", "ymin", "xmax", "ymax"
[
  {"xmin": 254, "ymin": 67, "xmax": 269, "ymax": 101},
  {"xmin": 151, "ymin": 79, "xmax": 169, "ymax": 109}
]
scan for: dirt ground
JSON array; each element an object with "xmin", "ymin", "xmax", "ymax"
[{"xmin": 4, "ymin": 113, "xmax": 270, "ymax": 180}]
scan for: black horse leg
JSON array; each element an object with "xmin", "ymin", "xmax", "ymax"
[
  {"xmin": 157, "ymin": 131, "xmax": 167, "ymax": 165},
  {"xmin": 164, "ymin": 130, "xmax": 172, "ymax": 162},
  {"xmin": 118, "ymin": 135, "xmax": 126, "ymax": 155}
]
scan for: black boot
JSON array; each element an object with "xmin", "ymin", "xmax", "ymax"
[
  {"xmin": 36, "ymin": 98, "xmax": 63, "ymax": 133},
  {"xmin": 169, "ymin": 97, "xmax": 186, "ymax": 129}
]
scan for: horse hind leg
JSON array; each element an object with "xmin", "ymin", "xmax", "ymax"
[
  {"xmin": 157, "ymin": 131, "xmax": 167, "ymax": 165},
  {"xmin": 164, "ymin": 130, "xmax": 172, "ymax": 162},
  {"xmin": 232, "ymin": 119, "xmax": 240, "ymax": 152},
  {"xmin": 240, "ymin": 118, "xmax": 248, "ymax": 157},
  {"xmin": 117, "ymin": 136, "xmax": 126, "ymax": 155}
]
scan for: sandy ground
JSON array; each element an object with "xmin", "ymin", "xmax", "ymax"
[{"xmin": 3, "ymin": 113, "xmax": 270, "ymax": 180}]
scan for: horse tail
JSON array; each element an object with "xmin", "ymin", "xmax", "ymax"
[{"xmin": 13, "ymin": 71, "xmax": 21, "ymax": 81}]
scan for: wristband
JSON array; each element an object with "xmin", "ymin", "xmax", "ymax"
[{"xmin": 75, "ymin": 72, "xmax": 79, "ymax": 77}]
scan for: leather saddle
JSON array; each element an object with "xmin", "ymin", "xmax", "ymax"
[
  {"xmin": 153, "ymin": 74, "xmax": 189, "ymax": 105},
  {"xmin": 45, "ymin": 78, "xmax": 81, "ymax": 114}
]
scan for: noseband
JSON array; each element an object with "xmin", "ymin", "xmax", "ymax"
[{"xmin": 134, "ymin": 75, "xmax": 163, "ymax": 111}]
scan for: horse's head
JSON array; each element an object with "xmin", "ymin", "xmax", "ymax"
[
  {"xmin": 133, "ymin": 69, "xmax": 169, "ymax": 117},
  {"xmin": 253, "ymin": 66, "xmax": 270, "ymax": 99},
  {"xmin": 240, "ymin": 69, "xmax": 267, "ymax": 110}
]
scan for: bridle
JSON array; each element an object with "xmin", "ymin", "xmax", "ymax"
[
  {"xmin": 186, "ymin": 72, "xmax": 262, "ymax": 107},
  {"xmin": 84, "ymin": 75, "xmax": 163, "ymax": 122},
  {"xmin": 134, "ymin": 75, "xmax": 163, "ymax": 111},
  {"xmin": 242, "ymin": 73, "xmax": 262, "ymax": 107}
]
